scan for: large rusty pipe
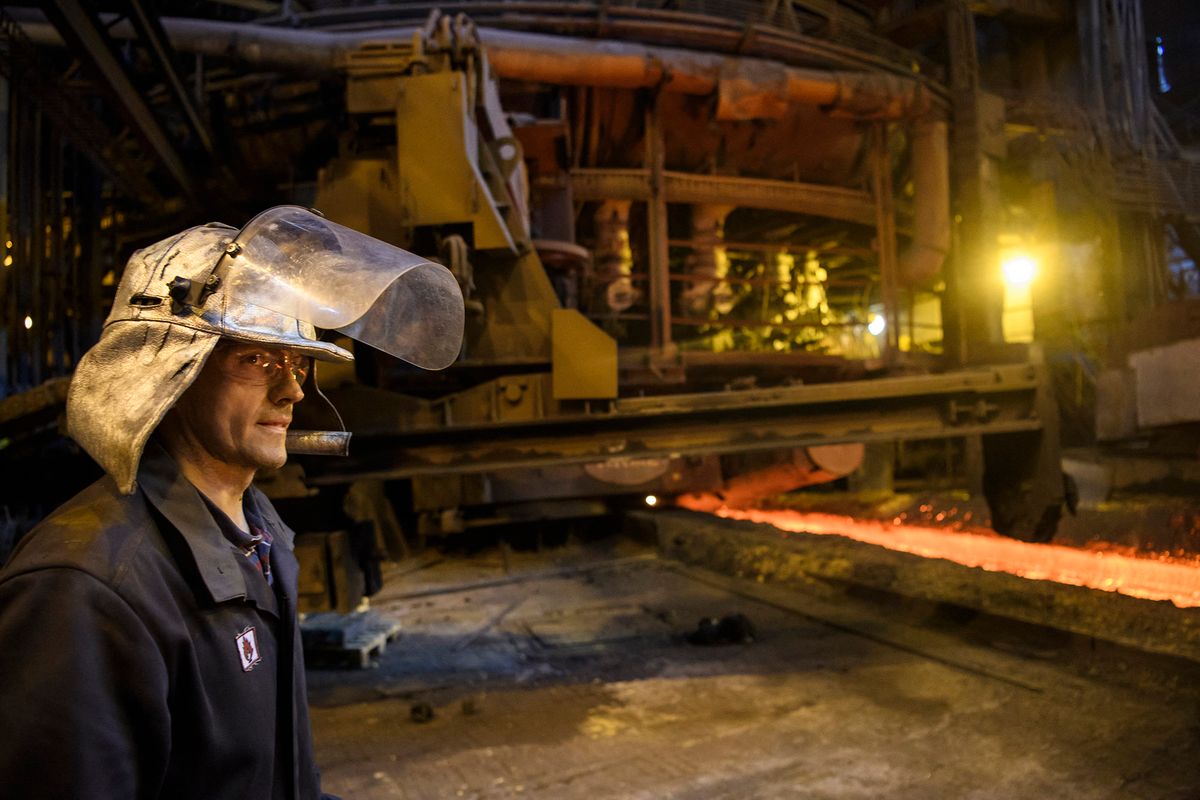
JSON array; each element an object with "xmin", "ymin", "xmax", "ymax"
[
  {"xmin": 15, "ymin": 15, "xmax": 367, "ymax": 72},
  {"xmin": 900, "ymin": 120, "xmax": 951, "ymax": 285},
  {"xmin": 682, "ymin": 204, "xmax": 735, "ymax": 315},
  {"xmin": 16, "ymin": 15, "xmax": 934, "ymax": 119}
]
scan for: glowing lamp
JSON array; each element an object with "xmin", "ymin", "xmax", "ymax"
[
  {"xmin": 1001, "ymin": 253, "xmax": 1037, "ymax": 287},
  {"xmin": 867, "ymin": 315, "xmax": 886, "ymax": 336},
  {"xmin": 644, "ymin": 495, "xmax": 659, "ymax": 507}
]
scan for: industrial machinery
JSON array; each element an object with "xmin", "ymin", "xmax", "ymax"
[
  {"xmin": 283, "ymin": 10, "xmax": 1064, "ymax": 554},
  {"xmin": 14, "ymin": 0, "xmax": 1196, "ymax": 603}
]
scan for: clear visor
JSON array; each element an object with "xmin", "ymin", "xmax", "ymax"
[{"xmin": 221, "ymin": 206, "xmax": 464, "ymax": 370}]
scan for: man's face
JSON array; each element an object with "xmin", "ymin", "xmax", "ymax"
[{"xmin": 167, "ymin": 341, "xmax": 311, "ymax": 472}]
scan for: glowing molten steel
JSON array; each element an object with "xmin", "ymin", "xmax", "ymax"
[{"xmin": 703, "ymin": 506, "xmax": 1200, "ymax": 608}]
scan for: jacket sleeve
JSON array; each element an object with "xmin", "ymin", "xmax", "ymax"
[{"xmin": 0, "ymin": 567, "xmax": 172, "ymax": 799}]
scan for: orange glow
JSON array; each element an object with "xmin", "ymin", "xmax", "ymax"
[{"xmin": 691, "ymin": 505, "xmax": 1200, "ymax": 608}]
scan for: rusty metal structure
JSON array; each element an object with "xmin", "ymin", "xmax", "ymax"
[{"xmin": 1, "ymin": 0, "xmax": 1196, "ymax": 572}]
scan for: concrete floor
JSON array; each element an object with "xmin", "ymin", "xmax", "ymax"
[{"xmin": 307, "ymin": 536, "xmax": 1200, "ymax": 799}]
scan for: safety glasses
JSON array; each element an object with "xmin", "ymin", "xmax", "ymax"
[{"xmin": 215, "ymin": 343, "xmax": 312, "ymax": 386}]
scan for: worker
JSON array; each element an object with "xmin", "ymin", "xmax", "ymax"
[{"xmin": 0, "ymin": 207, "xmax": 463, "ymax": 799}]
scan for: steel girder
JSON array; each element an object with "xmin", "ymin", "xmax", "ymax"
[
  {"xmin": 310, "ymin": 364, "xmax": 1052, "ymax": 482},
  {"xmin": 41, "ymin": 0, "xmax": 196, "ymax": 199},
  {"xmin": 0, "ymin": 7, "xmax": 161, "ymax": 201}
]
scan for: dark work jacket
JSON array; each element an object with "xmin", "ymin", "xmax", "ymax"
[{"xmin": 0, "ymin": 443, "xmax": 332, "ymax": 800}]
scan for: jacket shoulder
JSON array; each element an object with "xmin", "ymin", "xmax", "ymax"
[{"xmin": 1, "ymin": 477, "xmax": 155, "ymax": 586}]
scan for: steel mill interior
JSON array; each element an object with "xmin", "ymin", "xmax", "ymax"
[{"xmin": 2, "ymin": 0, "xmax": 1200, "ymax": 797}]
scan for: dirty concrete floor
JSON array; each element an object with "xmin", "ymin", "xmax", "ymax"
[{"xmin": 307, "ymin": 536, "xmax": 1200, "ymax": 799}]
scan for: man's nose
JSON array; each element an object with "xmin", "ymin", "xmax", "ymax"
[{"xmin": 270, "ymin": 371, "xmax": 305, "ymax": 404}]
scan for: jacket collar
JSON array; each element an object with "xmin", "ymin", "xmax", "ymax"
[
  {"xmin": 247, "ymin": 485, "xmax": 294, "ymax": 551},
  {"xmin": 249, "ymin": 486, "xmax": 299, "ymax": 612},
  {"xmin": 137, "ymin": 440, "xmax": 249, "ymax": 603}
]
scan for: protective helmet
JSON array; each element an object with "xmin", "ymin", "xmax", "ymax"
[{"xmin": 67, "ymin": 206, "xmax": 464, "ymax": 494}]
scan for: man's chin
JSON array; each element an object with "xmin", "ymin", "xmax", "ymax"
[
  {"xmin": 246, "ymin": 446, "xmax": 288, "ymax": 473},
  {"xmin": 244, "ymin": 426, "xmax": 290, "ymax": 471}
]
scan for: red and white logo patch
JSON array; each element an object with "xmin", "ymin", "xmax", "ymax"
[{"xmin": 236, "ymin": 626, "xmax": 261, "ymax": 672}]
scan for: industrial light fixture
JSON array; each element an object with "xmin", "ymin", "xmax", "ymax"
[
  {"xmin": 1000, "ymin": 248, "xmax": 1037, "ymax": 343},
  {"xmin": 1001, "ymin": 252, "xmax": 1038, "ymax": 288},
  {"xmin": 1156, "ymin": 36, "xmax": 1171, "ymax": 93}
]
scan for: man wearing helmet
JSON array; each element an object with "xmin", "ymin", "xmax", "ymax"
[
  {"xmin": 157, "ymin": 341, "xmax": 316, "ymax": 526},
  {"xmin": 0, "ymin": 208, "xmax": 464, "ymax": 799}
]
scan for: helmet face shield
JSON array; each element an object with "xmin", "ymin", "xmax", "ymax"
[
  {"xmin": 223, "ymin": 206, "xmax": 464, "ymax": 370},
  {"xmin": 69, "ymin": 208, "xmax": 464, "ymax": 493}
]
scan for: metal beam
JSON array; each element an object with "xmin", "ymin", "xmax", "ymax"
[
  {"xmin": 644, "ymin": 92, "xmax": 672, "ymax": 351},
  {"xmin": 944, "ymin": 0, "xmax": 990, "ymax": 364},
  {"xmin": 41, "ymin": 0, "xmax": 196, "ymax": 198},
  {"xmin": 0, "ymin": 8, "xmax": 160, "ymax": 202},
  {"xmin": 569, "ymin": 169, "xmax": 878, "ymax": 227},
  {"xmin": 314, "ymin": 408, "xmax": 1040, "ymax": 482},
  {"xmin": 310, "ymin": 365, "xmax": 1048, "ymax": 481},
  {"xmin": 205, "ymin": 0, "xmax": 281, "ymax": 12},
  {"xmin": 123, "ymin": 0, "xmax": 214, "ymax": 156},
  {"xmin": 967, "ymin": 0, "xmax": 1072, "ymax": 24},
  {"xmin": 871, "ymin": 123, "xmax": 901, "ymax": 357}
]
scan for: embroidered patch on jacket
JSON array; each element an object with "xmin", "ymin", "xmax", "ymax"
[{"xmin": 236, "ymin": 626, "xmax": 262, "ymax": 672}]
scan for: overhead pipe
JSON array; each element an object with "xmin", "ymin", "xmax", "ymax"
[
  {"xmin": 18, "ymin": 12, "xmax": 950, "ymax": 279},
  {"xmin": 17, "ymin": 14, "xmax": 937, "ymax": 120},
  {"xmin": 479, "ymin": 30, "xmax": 936, "ymax": 120},
  {"xmin": 14, "ymin": 14, "xmax": 357, "ymax": 72}
]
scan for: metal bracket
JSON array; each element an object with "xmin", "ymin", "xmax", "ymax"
[
  {"xmin": 167, "ymin": 273, "xmax": 221, "ymax": 315},
  {"xmin": 947, "ymin": 397, "xmax": 998, "ymax": 425}
]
